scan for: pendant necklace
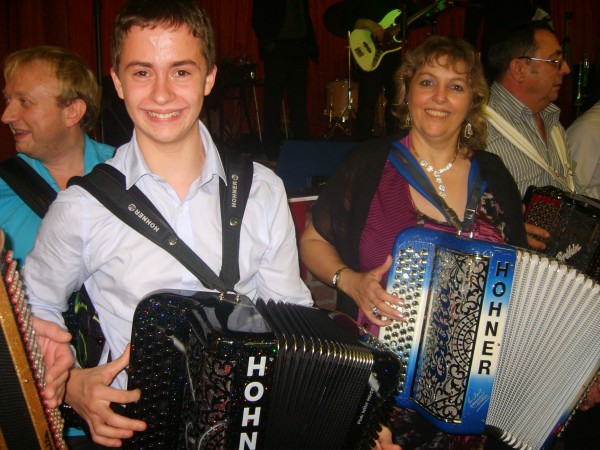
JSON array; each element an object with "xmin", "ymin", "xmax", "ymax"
[{"xmin": 413, "ymin": 145, "xmax": 458, "ymax": 198}]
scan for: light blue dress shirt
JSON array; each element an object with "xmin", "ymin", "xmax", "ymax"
[{"xmin": 24, "ymin": 122, "xmax": 313, "ymax": 389}]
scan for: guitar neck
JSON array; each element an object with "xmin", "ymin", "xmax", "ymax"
[{"xmin": 407, "ymin": 1, "xmax": 447, "ymax": 27}]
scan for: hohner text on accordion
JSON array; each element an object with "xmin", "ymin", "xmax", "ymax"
[{"xmin": 239, "ymin": 355, "xmax": 269, "ymax": 449}]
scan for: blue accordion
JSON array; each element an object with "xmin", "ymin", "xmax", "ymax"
[{"xmin": 382, "ymin": 227, "xmax": 600, "ymax": 450}]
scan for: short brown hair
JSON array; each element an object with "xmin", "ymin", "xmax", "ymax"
[
  {"xmin": 111, "ymin": 0, "xmax": 216, "ymax": 73},
  {"xmin": 392, "ymin": 35, "xmax": 489, "ymax": 157},
  {"xmin": 3, "ymin": 45, "xmax": 101, "ymax": 132}
]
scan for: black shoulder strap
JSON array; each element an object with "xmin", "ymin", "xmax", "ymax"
[
  {"xmin": 0, "ymin": 156, "xmax": 57, "ymax": 218},
  {"xmin": 68, "ymin": 153, "xmax": 253, "ymax": 293},
  {"xmin": 219, "ymin": 151, "xmax": 253, "ymax": 289}
]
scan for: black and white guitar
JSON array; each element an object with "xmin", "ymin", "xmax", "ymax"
[{"xmin": 350, "ymin": 1, "xmax": 448, "ymax": 72}]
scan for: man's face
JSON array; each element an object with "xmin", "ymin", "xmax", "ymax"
[
  {"xmin": 522, "ymin": 29, "xmax": 571, "ymax": 110},
  {"xmin": 110, "ymin": 24, "xmax": 216, "ymax": 151},
  {"xmin": 1, "ymin": 61, "xmax": 71, "ymax": 161}
]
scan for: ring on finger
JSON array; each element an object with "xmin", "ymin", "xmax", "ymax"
[{"xmin": 372, "ymin": 306, "xmax": 379, "ymax": 316}]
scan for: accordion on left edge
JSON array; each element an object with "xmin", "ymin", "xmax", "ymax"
[
  {"xmin": 0, "ymin": 236, "xmax": 67, "ymax": 449},
  {"xmin": 121, "ymin": 292, "xmax": 401, "ymax": 450}
]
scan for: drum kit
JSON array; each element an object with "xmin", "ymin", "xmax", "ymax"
[
  {"xmin": 322, "ymin": 1, "xmax": 451, "ymax": 139},
  {"xmin": 322, "ymin": 1, "xmax": 361, "ymax": 140}
]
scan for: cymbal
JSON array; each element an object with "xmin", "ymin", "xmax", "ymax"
[{"xmin": 323, "ymin": 2, "xmax": 347, "ymax": 38}]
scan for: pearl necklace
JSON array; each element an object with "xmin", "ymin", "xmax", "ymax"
[{"xmin": 413, "ymin": 146, "xmax": 457, "ymax": 198}]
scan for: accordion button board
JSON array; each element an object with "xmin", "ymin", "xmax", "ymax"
[
  {"xmin": 382, "ymin": 227, "xmax": 600, "ymax": 450},
  {"xmin": 523, "ymin": 185, "xmax": 600, "ymax": 281}
]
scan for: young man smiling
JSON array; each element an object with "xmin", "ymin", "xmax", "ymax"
[{"xmin": 23, "ymin": 0, "xmax": 312, "ymax": 446}]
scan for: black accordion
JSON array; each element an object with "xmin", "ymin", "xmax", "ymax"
[
  {"xmin": 380, "ymin": 227, "xmax": 600, "ymax": 450},
  {"xmin": 121, "ymin": 292, "xmax": 401, "ymax": 449},
  {"xmin": 0, "ymin": 237, "xmax": 67, "ymax": 449},
  {"xmin": 523, "ymin": 185, "xmax": 600, "ymax": 280}
]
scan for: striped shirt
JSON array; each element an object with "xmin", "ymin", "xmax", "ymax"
[{"xmin": 485, "ymin": 82, "xmax": 582, "ymax": 197}]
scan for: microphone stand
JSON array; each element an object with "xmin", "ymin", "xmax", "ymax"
[
  {"xmin": 93, "ymin": 0, "xmax": 104, "ymax": 142},
  {"xmin": 325, "ymin": 31, "xmax": 354, "ymax": 140}
]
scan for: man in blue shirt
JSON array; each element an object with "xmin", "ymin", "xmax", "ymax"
[
  {"xmin": 1, "ymin": 46, "xmax": 114, "ymax": 444},
  {"xmin": 1, "ymin": 45, "xmax": 115, "ymax": 266}
]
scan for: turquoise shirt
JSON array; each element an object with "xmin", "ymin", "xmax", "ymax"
[{"xmin": 0, "ymin": 135, "xmax": 114, "ymax": 266}]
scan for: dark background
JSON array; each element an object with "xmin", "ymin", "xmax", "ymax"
[{"xmin": 1, "ymin": 0, "xmax": 598, "ymax": 158}]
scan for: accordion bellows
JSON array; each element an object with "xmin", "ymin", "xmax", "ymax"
[
  {"xmin": 122, "ymin": 292, "xmax": 401, "ymax": 449},
  {"xmin": 381, "ymin": 227, "xmax": 600, "ymax": 450}
]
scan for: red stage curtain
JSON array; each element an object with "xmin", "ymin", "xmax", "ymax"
[{"xmin": 1, "ymin": 0, "xmax": 599, "ymax": 160}]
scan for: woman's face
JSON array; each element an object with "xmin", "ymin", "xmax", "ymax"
[{"xmin": 407, "ymin": 56, "xmax": 472, "ymax": 144}]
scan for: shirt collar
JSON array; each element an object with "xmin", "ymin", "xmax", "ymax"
[
  {"xmin": 120, "ymin": 121, "xmax": 226, "ymax": 190},
  {"xmin": 490, "ymin": 82, "xmax": 561, "ymax": 124}
]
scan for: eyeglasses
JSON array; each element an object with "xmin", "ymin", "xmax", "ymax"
[{"xmin": 518, "ymin": 56, "xmax": 566, "ymax": 69}]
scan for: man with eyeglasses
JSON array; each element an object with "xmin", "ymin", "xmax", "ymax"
[
  {"xmin": 482, "ymin": 22, "xmax": 600, "ymax": 449},
  {"xmin": 483, "ymin": 19, "xmax": 583, "ymax": 250}
]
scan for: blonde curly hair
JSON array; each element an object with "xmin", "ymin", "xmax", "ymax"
[{"xmin": 392, "ymin": 35, "xmax": 489, "ymax": 158}]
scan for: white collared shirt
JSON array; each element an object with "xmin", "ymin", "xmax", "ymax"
[{"xmin": 24, "ymin": 121, "xmax": 312, "ymax": 389}]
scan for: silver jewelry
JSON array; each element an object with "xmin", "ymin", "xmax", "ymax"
[
  {"xmin": 463, "ymin": 119, "xmax": 473, "ymax": 139},
  {"xmin": 413, "ymin": 145, "xmax": 458, "ymax": 198},
  {"xmin": 372, "ymin": 307, "xmax": 379, "ymax": 316},
  {"xmin": 332, "ymin": 266, "xmax": 348, "ymax": 290},
  {"xmin": 405, "ymin": 112, "xmax": 412, "ymax": 127}
]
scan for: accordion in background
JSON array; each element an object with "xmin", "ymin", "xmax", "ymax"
[
  {"xmin": 380, "ymin": 227, "xmax": 600, "ymax": 450},
  {"xmin": 523, "ymin": 185, "xmax": 600, "ymax": 281},
  {"xmin": 121, "ymin": 292, "xmax": 400, "ymax": 450},
  {"xmin": 0, "ymin": 234, "xmax": 67, "ymax": 449}
]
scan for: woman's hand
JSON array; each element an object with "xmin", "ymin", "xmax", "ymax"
[
  {"xmin": 300, "ymin": 225, "xmax": 404, "ymax": 327},
  {"xmin": 339, "ymin": 255, "xmax": 404, "ymax": 327},
  {"xmin": 65, "ymin": 344, "xmax": 146, "ymax": 447}
]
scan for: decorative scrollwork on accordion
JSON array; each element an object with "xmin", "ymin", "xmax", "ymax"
[{"xmin": 416, "ymin": 250, "xmax": 489, "ymax": 423}]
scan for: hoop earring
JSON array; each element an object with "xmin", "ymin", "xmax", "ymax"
[
  {"xmin": 463, "ymin": 119, "xmax": 473, "ymax": 139},
  {"xmin": 405, "ymin": 112, "xmax": 412, "ymax": 128}
]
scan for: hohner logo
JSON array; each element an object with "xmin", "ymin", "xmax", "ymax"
[
  {"xmin": 238, "ymin": 355, "xmax": 267, "ymax": 450},
  {"xmin": 230, "ymin": 174, "xmax": 239, "ymax": 208},
  {"xmin": 128, "ymin": 204, "xmax": 160, "ymax": 232},
  {"xmin": 476, "ymin": 260, "xmax": 511, "ymax": 376}
]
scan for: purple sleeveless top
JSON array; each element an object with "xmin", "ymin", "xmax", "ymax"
[{"xmin": 357, "ymin": 137, "xmax": 508, "ymax": 334}]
